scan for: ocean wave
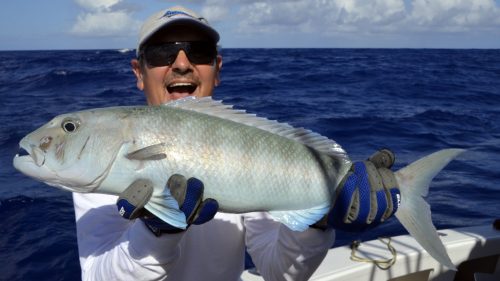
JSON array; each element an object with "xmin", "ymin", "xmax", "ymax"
[
  {"xmin": 0, "ymin": 195, "xmax": 80, "ymax": 281},
  {"xmin": 117, "ymin": 48, "xmax": 134, "ymax": 54}
]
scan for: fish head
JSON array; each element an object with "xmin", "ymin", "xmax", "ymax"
[{"xmin": 13, "ymin": 109, "xmax": 127, "ymax": 193}]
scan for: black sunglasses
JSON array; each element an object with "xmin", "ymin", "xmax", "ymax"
[{"xmin": 140, "ymin": 41, "xmax": 217, "ymax": 67}]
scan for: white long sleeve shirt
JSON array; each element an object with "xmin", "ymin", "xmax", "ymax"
[{"xmin": 73, "ymin": 193, "xmax": 335, "ymax": 281}]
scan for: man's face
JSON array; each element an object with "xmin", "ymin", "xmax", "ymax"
[{"xmin": 132, "ymin": 26, "xmax": 222, "ymax": 106}]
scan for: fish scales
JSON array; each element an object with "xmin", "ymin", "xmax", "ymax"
[{"xmin": 124, "ymin": 105, "xmax": 346, "ymax": 212}]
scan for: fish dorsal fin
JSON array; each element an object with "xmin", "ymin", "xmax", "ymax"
[{"xmin": 164, "ymin": 97, "xmax": 348, "ymax": 159}]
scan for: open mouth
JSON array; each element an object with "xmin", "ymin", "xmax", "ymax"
[
  {"xmin": 166, "ymin": 82, "xmax": 197, "ymax": 95},
  {"xmin": 18, "ymin": 147, "xmax": 30, "ymax": 157},
  {"xmin": 15, "ymin": 144, "xmax": 45, "ymax": 167}
]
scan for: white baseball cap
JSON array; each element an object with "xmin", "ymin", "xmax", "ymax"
[{"xmin": 137, "ymin": 6, "xmax": 220, "ymax": 56}]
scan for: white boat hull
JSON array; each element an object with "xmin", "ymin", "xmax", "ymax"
[{"xmin": 241, "ymin": 224, "xmax": 500, "ymax": 281}]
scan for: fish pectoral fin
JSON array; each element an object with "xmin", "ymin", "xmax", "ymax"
[
  {"xmin": 270, "ymin": 204, "xmax": 330, "ymax": 232},
  {"xmin": 144, "ymin": 187, "xmax": 188, "ymax": 229},
  {"xmin": 126, "ymin": 143, "xmax": 167, "ymax": 161}
]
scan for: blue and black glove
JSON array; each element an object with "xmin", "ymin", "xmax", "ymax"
[
  {"xmin": 315, "ymin": 149, "xmax": 401, "ymax": 232},
  {"xmin": 116, "ymin": 174, "xmax": 219, "ymax": 236}
]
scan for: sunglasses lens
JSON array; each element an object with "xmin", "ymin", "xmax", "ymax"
[
  {"xmin": 143, "ymin": 42, "xmax": 216, "ymax": 67},
  {"xmin": 188, "ymin": 42, "xmax": 217, "ymax": 64},
  {"xmin": 143, "ymin": 45, "xmax": 177, "ymax": 67}
]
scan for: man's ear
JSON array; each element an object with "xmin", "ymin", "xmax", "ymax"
[
  {"xmin": 131, "ymin": 59, "xmax": 144, "ymax": 90},
  {"xmin": 214, "ymin": 55, "xmax": 223, "ymax": 87}
]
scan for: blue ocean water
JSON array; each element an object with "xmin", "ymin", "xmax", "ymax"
[{"xmin": 0, "ymin": 48, "xmax": 499, "ymax": 280}]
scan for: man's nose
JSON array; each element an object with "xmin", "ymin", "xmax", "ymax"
[{"xmin": 171, "ymin": 50, "xmax": 192, "ymax": 73}]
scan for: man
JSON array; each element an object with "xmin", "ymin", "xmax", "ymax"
[{"xmin": 74, "ymin": 6, "xmax": 400, "ymax": 281}]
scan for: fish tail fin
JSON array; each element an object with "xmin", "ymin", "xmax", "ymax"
[{"xmin": 395, "ymin": 148, "xmax": 465, "ymax": 270}]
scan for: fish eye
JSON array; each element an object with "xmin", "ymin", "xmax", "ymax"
[{"xmin": 62, "ymin": 119, "xmax": 79, "ymax": 133}]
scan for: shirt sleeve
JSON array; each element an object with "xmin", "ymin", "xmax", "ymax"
[
  {"xmin": 243, "ymin": 212, "xmax": 335, "ymax": 281},
  {"xmin": 73, "ymin": 193, "xmax": 185, "ymax": 281}
]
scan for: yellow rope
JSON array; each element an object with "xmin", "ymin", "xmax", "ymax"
[{"xmin": 350, "ymin": 237, "xmax": 397, "ymax": 270}]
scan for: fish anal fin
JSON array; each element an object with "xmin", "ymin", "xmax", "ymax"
[
  {"xmin": 270, "ymin": 204, "xmax": 330, "ymax": 232},
  {"xmin": 144, "ymin": 186, "xmax": 187, "ymax": 230}
]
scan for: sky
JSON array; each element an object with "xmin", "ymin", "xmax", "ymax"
[{"xmin": 0, "ymin": 0, "xmax": 499, "ymax": 50}]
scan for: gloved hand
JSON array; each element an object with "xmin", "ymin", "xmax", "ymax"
[
  {"xmin": 315, "ymin": 149, "xmax": 401, "ymax": 232},
  {"xmin": 116, "ymin": 174, "xmax": 219, "ymax": 236}
]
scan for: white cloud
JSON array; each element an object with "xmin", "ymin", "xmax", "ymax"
[
  {"xmin": 71, "ymin": 11, "xmax": 138, "ymax": 36},
  {"xmin": 201, "ymin": 5, "xmax": 229, "ymax": 23},
  {"xmin": 70, "ymin": 0, "xmax": 139, "ymax": 37},
  {"xmin": 67, "ymin": 0, "xmax": 499, "ymax": 47},
  {"xmin": 333, "ymin": 0, "xmax": 406, "ymax": 26},
  {"xmin": 229, "ymin": 0, "xmax": 500, "ymax": 35},
  {"xmin": 237, "ymin": 1, "xmax": 318, "ymax": 33},
  {"xmin": 75, "ymin": 0, "xmax": 121, "ymax": 12},
  {"xmin": 234, "ymin": 0, "xmax": 408, "ymax": 34},
  {"xmin": 409, "ymin": 0, "xmax": 500, "ymax": 31}
]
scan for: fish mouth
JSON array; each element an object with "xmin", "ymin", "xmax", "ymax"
[
  {"xmin": 13, "ymin": 141, "xmax": 55, "ymax": 187},
  {"xmin": 15, "ymin": 143, "xmax": 45, "ymax": 167},
  {"xmin": 12, "ymin": 138, "xmax": 105, "ymax": 194},
  {"xmin": 18, "ymin": 147, "xmax": 30, "ymax": 157}
]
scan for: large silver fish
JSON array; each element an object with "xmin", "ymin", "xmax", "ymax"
[{"xmin": 13, "ymin": 97, "xmax": 463, "ymax": 269}]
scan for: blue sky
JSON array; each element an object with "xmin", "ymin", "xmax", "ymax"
[{"xmin": 1, "ymin": 0, "xmax": 499, "ymax": 50}]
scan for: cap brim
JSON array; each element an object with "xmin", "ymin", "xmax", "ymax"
[{"xmin": 138, "ymin": 18, "xmax": 219, "ymax": 55}]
